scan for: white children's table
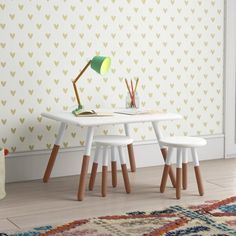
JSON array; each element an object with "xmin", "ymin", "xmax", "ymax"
[{"xmin": 41, "ymin": 110, "xmax": 182, "ymax": 201}]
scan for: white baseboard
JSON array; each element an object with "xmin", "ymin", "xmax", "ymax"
[{"xmin": 5, "ymin": 134, "xmax": 225, "ymax": 183}]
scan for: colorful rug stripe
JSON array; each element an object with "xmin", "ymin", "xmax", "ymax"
[{"xmin": 2, "ymin": 196, "xmax": 236, "ymax": 236}]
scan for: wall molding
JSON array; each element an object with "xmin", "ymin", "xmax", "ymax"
[
  {"xmin": 224, "ymin": 0, "xmax": 236, "ymax": 157},
  {"xmin": 6, "ymin": 134, "xmax": 225, "ymax": 183}
]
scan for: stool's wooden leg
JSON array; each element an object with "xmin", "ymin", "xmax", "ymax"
[
  {"xmin": 89, "ymin": 163, "xmax": 98, "ymax": 191},
  {"xmin": 111, "ymin": 146, "xmax": 117, "ymax": 187},
  {"xmin": 124, "ymin": 124, "xmax": 136, "ymax": 172},
  {"xmin": 182, "ymin": 148, "xmax": 188, "ymax": 190},
  {"xmin": 121, "ymin": 164, "xmax": 131, "ymax": 193},
  {"xmin": 127, "ymin": 144, "xmax": 136, "ymax": 172},
  {"xmin": 89, "ymin": 145, "xmax": 101, "ymax": 191},
  {"xmin": 118, "ymin": 146, "xmax": 131, "ymax": 193},
  {"xmin": 191, "ymin": 148, "xmax": 204, "ymax": 196},
  {"xmin": 160, "ymin": 147, "xmax": 173, "ymax": 193},
  {"xmin": 43, "ymin": 122, "xmax": 66, "ymax": 183},
  {"xmin": 102, "ymin": 166, "xmax": 108, "ymax": 197},
  {"xmin": 160, "ymin": 164, "xmax": 170, "ymax": 193},
  {"xmin": 161, "ymin": 148, "xmax": 176, "ymax": 188},
  {"xmin": 176, "ymin": 168, "xmax": 181, "ymax": 199},
  {"xmin": 182, "ymin": 163, "xmax": 187, "ymax": 190},
  {"xmin": 194, "ymin": 166, "xmax": 204, "ymax": 196},
  {"xmin": 101, "ymin": 147, "xmax": 109, "ymax": 197},
  {"xmin": 152, "ymin": 121, "xmax": 175, "ymax": 187},
  {"xmin": 111, "ymin": 161, "xmax": 117, "ymax": 187},
  {"xmin": 176, "ymin": 148, "xmax": 182, "ymax": 199}
]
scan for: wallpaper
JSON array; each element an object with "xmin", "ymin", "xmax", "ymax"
[{"xmin": 0, "ymin": 0, "xmax": 224, "ymax": 153}]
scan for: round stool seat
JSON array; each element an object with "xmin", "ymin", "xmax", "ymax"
[
  {"xmin": 94, "ymin": 135, "xmax": 133, "ymax": 146},
  {"xmin": 159, "ymin": 136, "xmax": 207, "ymax": 148}
]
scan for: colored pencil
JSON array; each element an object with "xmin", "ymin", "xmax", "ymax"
[
  {"xmin": 125, "ymin": 79, "xmax": 135, "ymax": 107},
  {"xmin": 134, "ymin": 78, "xmax": 139, "ymax": 93},
  {"xmin": 125, "ymin": 79, "xmax": 132, "ymax": 99},
  {"xmin": 130, "ymin": 79, "xmax": 136, "ymax": 107}
]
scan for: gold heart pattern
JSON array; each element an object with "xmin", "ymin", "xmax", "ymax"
[{"xmin": 0, "ymin": 1, "xmax": 223, "ymax": 152}]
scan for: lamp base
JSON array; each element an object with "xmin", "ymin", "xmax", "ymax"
[{"xmin": 72, "ymin": 105, "xmax": 83, "ymax": 115}]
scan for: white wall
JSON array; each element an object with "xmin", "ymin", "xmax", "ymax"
[{"xmin": 0, "ymin": 1, "xmax": 225, "ymax": 181}]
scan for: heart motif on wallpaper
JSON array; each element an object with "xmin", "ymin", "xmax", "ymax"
[{"xmin": 0, "ymin": 0, "xmax": 223, "ymax": 152}]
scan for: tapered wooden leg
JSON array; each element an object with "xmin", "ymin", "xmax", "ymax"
[
  {"xmin": 191, "ymin": 148, "xmax": 204, "ymax": 196},
  {"xmin": 160, "ymin": 164, "xmax": 170, "ymax": 193},
  {"xmin": 43, "ymin": 144, "xmax": 60, "ymax": 183},
  {"xmin": 102, "ymin": 166, "xmax": 108, "ymax": 197},
  {"xmin": 89, "ymin": 163, "xmax": 98, "ymax": 191},
  {"xmin": 161, "ymin": 148, "xmax": 176, "ymax": 188},
  {"xmin": 176, "ymin": 168, "xmax": 181, "ymax": 199},
  {"xmin": 111, "ymin": 161, "xmax": 117, "ymax": 187},
  {"xmin": 182, "ymin": 163, "xmax": 187, "ymax": 190},
  {"xmin": 43, "ymin": 122, "xmax": 66, "ymax": 183},
  {"xmin": 194, "ymin": 166, "xmax": 204, "ymax": 196},
  {"xmin": 77, "ymin": 155, "xmax": 90, "ymax": 201},
  {"xmin": 121, "ymin": 164, "xmax": 131, "ymax": 193},
  {"xmin": 127, "ymin": 144, "xmax": 136, "ymax": 172}
]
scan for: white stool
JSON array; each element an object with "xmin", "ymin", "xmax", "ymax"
[
  {"xmin": 159, "ymin": 136, "xmax": 207, "ymax": 199},
  {"xmin": 89, "ymin": 135, "xmax": 133, "ymax": 197}
]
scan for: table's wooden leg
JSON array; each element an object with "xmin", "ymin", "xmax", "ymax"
[
  {"xmin": 152, "ymin": 121, "xmax": 176, "ymax": 188},
  {"xmin": 43, "ymin": 122, "xmax": 66, "ymax": 183},
  {"xmin": 78, "ymin": 155, "xmax": 90, "ymax": 200},
  {"xmin": 77, "ymin": 126, "xmax": 95, "ymax": 201},
  {"xmin": 161, "ymin": 148, "xmax": 176, "ymax": 188},
  {"xmin": 124, "ymin": 124, "xmax": 136, "ymax": 172},
  {"xmin": 43, "ymin": 144, "xmax": 60, "ymax": 183},
  {"xmin": 160, "ymin": 164, "xmax": 170, "ymax": 193}
]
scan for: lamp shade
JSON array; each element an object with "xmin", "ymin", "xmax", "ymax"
[{"xmin": 91, "ymin": 56, "xmax": 111, "ymax": 75}]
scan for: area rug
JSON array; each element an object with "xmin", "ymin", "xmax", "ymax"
[{"xmin": 2, "ymin": 196, "xmax": 236, "ymax": 236}]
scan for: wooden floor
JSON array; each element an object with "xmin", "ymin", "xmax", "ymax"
[{"xmin": 1, "ymin": 158, "xmax": 236, "ymax": 232}]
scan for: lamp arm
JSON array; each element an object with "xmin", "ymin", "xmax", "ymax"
[
  {"xmin": 73, "ymin": 60, "xmax": 91, "ymax": 83},
  {"xmin": 72, "ymin": 60, "xmax": 91, "ymax": 107},
  {"xmin": 73, "ymin": 82, "xmax": 82, "ymax": 107}
]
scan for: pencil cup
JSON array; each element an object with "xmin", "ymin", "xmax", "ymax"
[{"xmin": 126, "ymin": 92, "xmax": 139, "ymax": 108}]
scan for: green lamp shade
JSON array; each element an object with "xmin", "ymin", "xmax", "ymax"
[{"xmin": 91, "ymin": 56, "xmax": 111, "ymax": 75}]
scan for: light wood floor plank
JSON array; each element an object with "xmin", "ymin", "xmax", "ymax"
[
  {"xmin": 1, "ymin": 158, "xmax": 236, "ymax": 230},
  {"xmin": 0, "ymin": 219, "xmax": 19, "ymax": 231}
]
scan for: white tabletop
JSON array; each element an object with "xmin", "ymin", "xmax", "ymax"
[{"xmin": 41, "ymin": 110, "xmax": 182, "ymax": 127}]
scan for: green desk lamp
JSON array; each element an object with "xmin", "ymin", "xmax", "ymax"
[{"xmin": 72, "ymin": 56, "xmax": 111, "ymax": 113}]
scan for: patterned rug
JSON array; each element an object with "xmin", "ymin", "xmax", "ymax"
[{"xmin": 2, "ymin": 196, "xmax": 236, "ymax": 236}]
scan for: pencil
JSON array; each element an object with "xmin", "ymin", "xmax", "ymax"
[
  {"xmin": 125, "ymin": 79, "xmax": 132, "ymax": 98},
  {"xmin": 130, "ymin": 80, "xmax": 136, "ymax": 107},
  {"xmin": 131, "ymin": 79, "xmax": 134, "ymax": 97},
  {"xmin": 134, "ymin": 78, "xmax": 139, "ymax": 93}
]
